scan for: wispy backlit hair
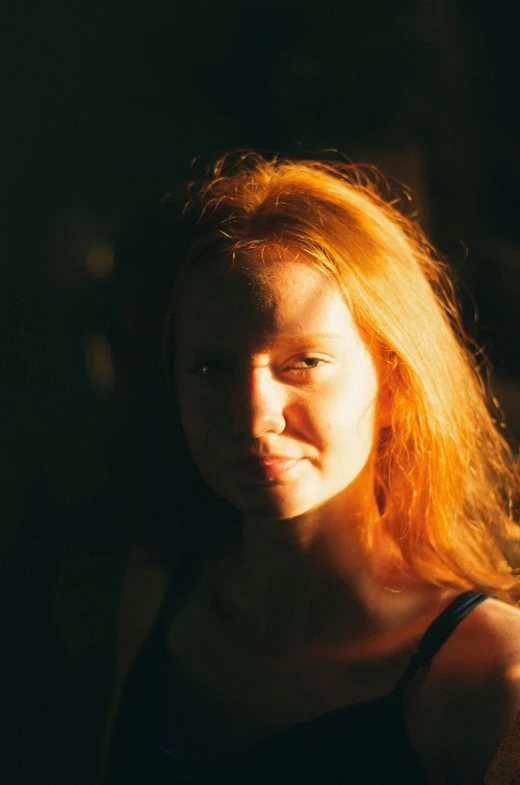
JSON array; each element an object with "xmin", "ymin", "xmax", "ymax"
[{"xmin": 176, "ymin": 152, "xmax": 520, "ymax": 602}]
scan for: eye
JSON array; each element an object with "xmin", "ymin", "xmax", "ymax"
[
  {"xmin": 292, "ymin": 357, "xmax": 323, "ymax": 369},
  {"xmin": 285, "ymin": 356, "xmax": 328, "ymax": 375}
]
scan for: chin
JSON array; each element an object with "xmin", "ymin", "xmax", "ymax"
[{"xmin": 230, "ymin": 485, "xmax": 321, "ymax": 521}]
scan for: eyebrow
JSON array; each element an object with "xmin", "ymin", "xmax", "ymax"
[
  {"xmin": 181, "ymin": 333, "xmax": 346, "ymax": 352},
  {"xmin": 276, "ymin": 332, "xmax": 345, "ymax": 345}
]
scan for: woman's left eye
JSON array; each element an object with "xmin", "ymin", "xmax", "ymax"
[{"xmin": 287, "ymin": 357, "xmax": 326, "ymax": 372}]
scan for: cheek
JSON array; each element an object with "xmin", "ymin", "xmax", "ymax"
[
  {"xmin": 177, "ymin": 384, "xmax": 228, "ymax": 461},
  {"xmin": 180, "ymin": 406, "xmax": 203, "ymax": 448},
  {"xmin": 176, "ymin": 384, "xmax": 207, "ymax": 448},
  {"xmin": 319, "ymin": 376, "xmax": 378, "ymax": 455}
]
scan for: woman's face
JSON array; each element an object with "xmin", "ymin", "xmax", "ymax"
[{"xmin": 174, "ymin": 256, "xmax": 384, "ymax": 521}]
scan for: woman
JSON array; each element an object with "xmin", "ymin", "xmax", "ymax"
[{"xmin": 103, "ymin": 154, "xmax": 520, "ymax": 784}]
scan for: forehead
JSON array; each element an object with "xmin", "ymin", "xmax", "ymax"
[{"xmin": 175, "ymin": 256, "xmax": 357, "ymax": 349}]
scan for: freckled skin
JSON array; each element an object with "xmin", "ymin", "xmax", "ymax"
[{"xmin": 174, "ymin": 257, "xmax": 382, "ymax": 522}]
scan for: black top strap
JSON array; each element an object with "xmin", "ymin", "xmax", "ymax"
[{"xmin": 391, "ymin": 590, "xmax": 489, "ymax": 700}]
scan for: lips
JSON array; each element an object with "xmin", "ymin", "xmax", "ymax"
[{"xmin": 233, "ymin": 455, "xmax": 302, "ymax": 482}]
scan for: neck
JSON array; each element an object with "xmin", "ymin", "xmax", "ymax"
[{"xmin": 209, "ymin": 478, "xmax": 406, "ymax": 651}]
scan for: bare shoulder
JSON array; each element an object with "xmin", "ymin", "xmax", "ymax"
[{"xmin": 410, "ymin": 597, "xmax": 520, "ymax": 784}]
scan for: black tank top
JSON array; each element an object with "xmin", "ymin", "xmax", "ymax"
[{"xmin": 104, "ymin": 590, "xmax": 488, "ymax": 784}]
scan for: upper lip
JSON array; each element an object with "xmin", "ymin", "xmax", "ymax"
[{"xmin": 233, "ymin": 454, "xmax": 300, "ymax": 465}]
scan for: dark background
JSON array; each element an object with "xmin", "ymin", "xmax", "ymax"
[{"xmin": 3, "ymin": 1, "xmax": 520, "ymax": 782}]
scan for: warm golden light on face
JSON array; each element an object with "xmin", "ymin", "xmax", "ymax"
[
  {"xmin": 175, "ymin": 257, "xmax": 382, "ymax": 521},
  {"xmin": 173, "ymin": 153, "xmax": 520, "ymax": 599}
]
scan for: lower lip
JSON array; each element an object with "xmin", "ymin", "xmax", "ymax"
[{"xmin": 238, "ymin": 459, "xmax": 301, "ymax": 482}]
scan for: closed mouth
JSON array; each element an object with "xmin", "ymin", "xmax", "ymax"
[{"xmin": 234, "ymin": 455, "xmax": 302, "ymax": 481}]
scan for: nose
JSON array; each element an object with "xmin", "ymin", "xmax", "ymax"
[{"xmin": 231, "ymin": 367, "xmax": 286, "ymax": 438}]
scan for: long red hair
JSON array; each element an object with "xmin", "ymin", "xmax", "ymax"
[{"xmin": 172, "ymin": 152, "xmax": 520, "ymax": 602}]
